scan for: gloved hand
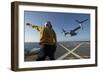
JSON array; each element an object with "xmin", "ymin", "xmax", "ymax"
[
  {"xmin": 26, "ymin": 23, "xmax": 33, "ymax": 27},
  {"xmin": 26, "ymin": 23, "xmax": 31, "ymax": 26}
]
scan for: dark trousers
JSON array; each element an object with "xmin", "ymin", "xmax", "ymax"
[{"xmin": 36, "ymin": 44, "xmax": 56, "ymax": 61}]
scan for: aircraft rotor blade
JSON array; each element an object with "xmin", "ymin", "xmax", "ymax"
[
  {"xmin": 72, "ymin": 26, "xmax": 81, "ymax": 32},
  {"xmin": 81, "ymin": 19, "xmax": 88, "ymax": 23},
  {"xmin": 75, "ymin": 20, "xmax": 80, "ymax": 23},
  {"xmin": 75, "ymin": 19, "xmax": 88, "ymax": 23}
]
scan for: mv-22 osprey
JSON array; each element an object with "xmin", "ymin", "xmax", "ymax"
[{"xmin": 62, "ymin": 19, "xmax": 88, "ymax": 36}]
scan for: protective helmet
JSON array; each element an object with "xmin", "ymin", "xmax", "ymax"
[{"xmin": 44, "ymin": 21, "xmax": 52, "ymax": 28}]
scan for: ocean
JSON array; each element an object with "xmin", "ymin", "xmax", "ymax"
[{"xmin": 24, "ymin": 42, "xmax": 40, "ymax": 50}]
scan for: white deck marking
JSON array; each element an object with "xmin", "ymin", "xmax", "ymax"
[{"xmin": 57, "ymin": 43, "xmax": 84, "ymax": 60}]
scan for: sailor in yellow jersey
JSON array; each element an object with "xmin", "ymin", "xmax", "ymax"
[{"xmin": 26, "ymin": 21, "xmax": 57, "ymax": 61}]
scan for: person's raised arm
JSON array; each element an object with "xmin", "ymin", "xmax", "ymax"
[{"xmin": 26, "ymin": 23, "xmax": 43, "ymax": 32}]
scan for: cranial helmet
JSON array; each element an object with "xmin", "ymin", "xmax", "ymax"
[{"xmin": 44, "ymin": 21, "xmax": 52, "ymax": 28}]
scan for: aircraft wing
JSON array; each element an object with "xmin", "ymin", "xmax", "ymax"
[{"xmin": 72, "ymin": 26, "xmax": 81, "ymax": 32}]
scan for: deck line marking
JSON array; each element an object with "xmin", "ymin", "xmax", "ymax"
[{"xmin": 57, "ymin": 43, "xmax": 83, "ymax": 60}]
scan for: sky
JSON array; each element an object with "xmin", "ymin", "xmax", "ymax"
[{"xmin": 24, "ymin": 11, "xmax": 90, "ymax": 42}]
